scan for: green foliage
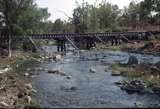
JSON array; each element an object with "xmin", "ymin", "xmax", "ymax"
[
  {"xmin": 110, "ymin": 63, "xmax": 142, "ymax": 78},
  {"xmin": 11, "ymin": 57, "xmax": 39, "ymax": 72},
  {"xmin": 72, "ymin": 1, "xmax": 121, "ymax": 33},
  {"xmin": 0, "ymin": 0, "xmax": 159, "ymax": 34},
  {"xmin": 0, "ymin": 0, "xmax": 50, "ymax": 35}
]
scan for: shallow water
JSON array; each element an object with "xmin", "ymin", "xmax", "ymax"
[{"xmin": 31, "ymin": 49, "xmax": 160, "ymax": 108}]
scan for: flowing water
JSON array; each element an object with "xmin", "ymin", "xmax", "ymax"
[{"xmin": 31, "ymin": 47, "xmax": 160, "ymax": 108}]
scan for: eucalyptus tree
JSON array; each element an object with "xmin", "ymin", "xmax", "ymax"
[
  {"xmin": 97, "ymin": 1, "xmax": 120, "ymax": 32},
  {"xmin": 0, "ymin": 0, "xmax": 50, "ymax": 35}
]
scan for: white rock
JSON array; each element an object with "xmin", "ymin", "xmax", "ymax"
[
  {"xmin": 27, "ymin": 96, "xmax": 31, "ymax": 104},
  {"xmin": 55, "ymin": 55, "xmax": 63, "ymax": 61},
  {"xmin": 150, "ymin": 75, "xmax": 154, "ymax": 79},
  {"xmin": 25, "ymin": 83, "xmax": 33, "ymax": 89},
  {"xmin": 60, "ymin": 71, "xmax": 67, "ymax": 76},
  {"xmin": 24, "ymin": 73, "xmax": 29, "ymax": 77},
  {"xmin": 31, "ymin": 88, "xmax": 37, "ymax": 93},
  {"xmin": 0, "ymin": 101, "xmax": 9, "ymax": 107},
  {"xmin": 0, "ymin": 67, "xmax": 11, "ymax": 74},
  {"xmin": 0, "ymin": 71, "xmax": 3, "ymax": 74},
  {"xmin": 90, "ymin": 68, "xmax": 96, "ymax": 73}
]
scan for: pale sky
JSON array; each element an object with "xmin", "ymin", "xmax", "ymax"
[{"xmin": 36, "ymin": 0, "xmax": 141, "ymax": 22}]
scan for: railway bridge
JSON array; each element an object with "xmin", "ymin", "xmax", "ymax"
[{"xmin": 0, "ymin": 31, "xmax": 160, "ymax": 55}]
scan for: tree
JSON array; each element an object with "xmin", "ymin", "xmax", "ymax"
[
  {"xmin": 52, "ymin": 19, "xmax": 64, "ymax": 33},
  {"xmin": 72, "ymin": 1, "xmax": 90, "ymax": 33},
  {"xmin": 88, "ymin": 5, "xmax": 99, "ymax": 32},
  {"xmin": 97, "ymin": 1, "xmax": 120, "ymax": 32},
  {"xmin": 0, "ymin": 0, "xmax": 50, "ymax": 35}
]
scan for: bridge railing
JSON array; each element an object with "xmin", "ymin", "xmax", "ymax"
[{"xmin": 0, "ymin": 31, "xmax": 159, "ymax": 40}]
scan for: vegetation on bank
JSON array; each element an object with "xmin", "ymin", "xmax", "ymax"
[
  {"xmin": 110, "ymin": 62, "xmax": 160, "ymax": 87},
  {"xmin": 0, "ymin": 51, "xmax": 41, "ymax": 108}
]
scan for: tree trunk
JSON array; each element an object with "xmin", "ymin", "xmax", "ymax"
[{"xmin": 8, "ymin": 35, "xmax": 11, "ymax": 58}]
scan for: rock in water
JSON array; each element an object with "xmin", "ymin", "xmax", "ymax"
[
  {"xmin": 66, "ymin": 76, "xmax": 72, "ymax": 79},
  {"xmin": 24, "ymin": 73, "xmax": 29, "ymax": 77},
  {"xmin": 127, "ymin": 56, "xmax": 138, "ymax": 65},
  {"xmin": 90, "ymin": 68, "xmax": 96, "ymax": 73},
  {"xmin": 48, "ymin": 69, "xmax": 60, "ymax": 74},
  {"xmin": 48, "ymin": 69, "xmax": 67, "ymax": 76},
  {"xmin": 119, "ymin": 79, "xmax": 146, "ymax": 93},
  {"xmin": 55, "ymin": 55, "xmax": 63, "ymax": 61},
  {"xmin": 155, "ymin": 61, "xmax": 160, "ymax": 68}
]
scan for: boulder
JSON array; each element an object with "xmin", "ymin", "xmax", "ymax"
[
  {"xmin": 48, "ymin": 69, "xmax": 60, "ymax": 74},
  {"xmin": 127, "ymin": 56, "xmax": 138, "ymax": 65},
  {"xmin": 117, "ymin": 80, "xmax": 146, "ymax": 93},
  {"xmin": 155, "ymin": 61, "xmax": 160, "ymax": 68},
  {"xmin": 0, "ymin": 101, "xmax": 9, "ymax": 107},
  {"xmin": 70, "ymin": 86, "xmax": 77, "ymax": 91},
  {"xmin": 66, "ymin": 76, "xmax": 72, "ymax": 79},
  {"xmin": 55, "ymin": 55, "xmax": 63, "ymax": 61},
  {"xmin": 24, "ymin": 73, "xmax": 30, "ymax": 77},
  {"xmin": 0, "ymin": 67, "xmax": 11, "ymax": 74},
  {"xmin": 60, "ymin": 71, "xmax": 67, "ymax": 76},
  {"xmin": 25, "ymin": 83, "xmax": 33, "ymax": 90},
  {"xmin": 89, "ymin": 68, "xmax": 96, "ymax": 73},
  {"xmin": 26, "ymin": 96, "xmax": 31, "ymax": 104},
  {"xmin": 48, "ymin": 69, "xmax": 67, "ymax": 76},
  {"xmin": 150, "ymin": 66, "xmax": 160, "ymax": 75}
]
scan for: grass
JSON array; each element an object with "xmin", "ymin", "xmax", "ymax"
[
  {"xmin": 31, "ymin": 53, "xmax": 41, "ymax": 59},
  {"xmin": 106, "ymin": 44, "xmax": 128, "ymax": 51},
  {"xmin": 10, "ymin": 57, "xmax": 39, "ymax": 73},
  {"xmin": 2, "ymin": 51, "xmax": 42, "ymax": 73},
  {"xmin": 110, "ymin": 63, "xmax": 144, "ymax": 78},
  {"xmin": 110, "ymin": 62, "xmax": 160, "ymax": 87}
]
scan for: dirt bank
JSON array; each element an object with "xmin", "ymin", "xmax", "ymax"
[{"xmin": 0, "ymin": 51, "xmax": 41, "ymax": 108}]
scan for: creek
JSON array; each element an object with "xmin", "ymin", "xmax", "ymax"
[{"xmin": 31, "ymin": 47, "xmax": 160, "ymax": 108}]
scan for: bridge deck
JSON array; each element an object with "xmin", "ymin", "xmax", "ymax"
[{"xmin": 0, "ymin": 31, "xmax": 159, "ymax": 40}]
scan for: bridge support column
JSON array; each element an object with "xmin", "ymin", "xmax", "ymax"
[
  {"xmin": 57, "ymin": 40, "xmax": 66, "ymax": 52},
  {"xmin": 61, "ymin": 40, "xmax": 66, "ymax": 52},
  {"xmin": 57, "ymin": 40, "xmax": 60, "ymax": 52}
]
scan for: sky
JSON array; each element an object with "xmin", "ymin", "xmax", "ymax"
[{"xmin": 36, "ymin": 0, "xmax": 139, "ymax": 22}]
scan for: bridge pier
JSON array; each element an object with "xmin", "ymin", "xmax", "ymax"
[
  {"xmin": 57, "ymin": 40, "xmax": 66, "ymax": 52},
  {"xmin": 86, "ymin": 38, "xmax": 95, "ymax": 49}
]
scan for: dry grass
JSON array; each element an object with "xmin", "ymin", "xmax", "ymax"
[
  {"xmin": 110, "ymin": 63, "xmax": 160, "ymax": 86},
  {"xmin": 0, "ymin": 50, "xmax": 41, "ymax": 108}
]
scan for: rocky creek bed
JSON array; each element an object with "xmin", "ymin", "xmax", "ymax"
[{"xmin": 28, "ymin": 48, "xmax": 160, "ymax": 108}]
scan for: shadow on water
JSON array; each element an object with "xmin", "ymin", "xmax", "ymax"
[{"xmin": 31, "ymin": 46, "xmax": 160, "ymax": 108}]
